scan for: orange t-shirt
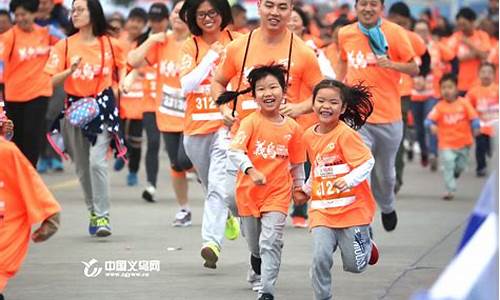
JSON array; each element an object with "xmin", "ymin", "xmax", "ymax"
[
  {"xmin": 230, "ymin": 112, "xmax": 306, "ymax": 217},
  {"xmin": 180, "ymin": 30, "xmax": 240, "ymax": 136},
  {"xmin": 2, "ymin": 25, "xmax": 57, "ymax": 101},
  {"xmin": 147, "ymin": 33, "xmax": 190, "ymax": 132},
  {"xmin": 338, "ymin": 20, "xmax": 417, "ymax": 124},
  {"xmin": 447, "ymin": 30, "xmax": 491, "ymax": 92},
  {"xmin": 324, "ymin": 42, "xmax": 340, "ymax": 76},
  {"xmin": 218, "ymin": 28, "xmax": 323, "ymax": 131},
  {"xmin": 0, "ymin": 138, "xmax": 61, "ymax": 292},
  {"xmin": 44, "ymin": 33, "xmax": 125, "ymax": 97},
  {"xmin": 303, "ymin": 122, "xmax": 376, "ymax": 229},
  {"xmin": 427, "ymin": 97, "xmax": 479, "ymax": 150},
  {"xmin": 488, "ymin": 38, "xmax": 499, "ymax": 81},
  {"xmin": 466, "ymin": 83, "xmax": 499, "ymax": 136},
  {"xmin": 118, "ymin": 38, "xmax": 145, "ymax": 120},
  {"xmin": 400, "ymin": 30, "xmax": 427, "ymax": 97}
]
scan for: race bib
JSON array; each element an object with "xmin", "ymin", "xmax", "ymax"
[{"xmin": 159, "ymin": 84, "xmax": 185, "ymax": 118}]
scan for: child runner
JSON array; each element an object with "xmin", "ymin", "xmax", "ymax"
[
  {"xmin": 0, "ymin": 134, "xmax": 61, "ymax": 298},
  {"xmin": 293, "ymin": 79, "xmax": 379, "ymax": 300},
  {"xmin": 465, "ymin": 62, "xmax": 499, "ymax": 177},
  {"xmin": 426, "ymin": 74, "xmax": 480, "ymax": 200},
  {"xmin": 225, "ymin": 64, "xmax": 306, "ymax": 300}
]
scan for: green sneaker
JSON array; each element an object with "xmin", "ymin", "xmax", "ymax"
[
  {"xmin": 201, "ymin": 243, "xmax": 220, "ymax": 269},
  {"xmin": 88, "ymin": 212, "xmax": 98, "ymax": 236},
  {"xmin": 95, "ymin": 216, "xmax": 112, "ymax": 237},
  {"xmin": 225, "ymin": 215, "xmax": 240, "ymax": 240}
]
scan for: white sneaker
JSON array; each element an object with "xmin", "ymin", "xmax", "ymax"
[
  {"xmin": 142, "ymin": 184, "xmax": 156, "ymax": 202},
  {"xmin": 247, "ymin": 267, "xmax": 262, "ymax": 292}
]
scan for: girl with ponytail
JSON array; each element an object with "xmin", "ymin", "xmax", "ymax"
[{"xmin": 293, "ymin": 79, "xmax": 380, "ymax": 300}]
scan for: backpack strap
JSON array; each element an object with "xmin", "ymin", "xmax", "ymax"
[
  {"xmin": 231, "ymin": 30, "xmax": 253, "ymax": 117},
  {"xmin": 227, "ymin": 30, "xmax": 234, "ymax": 41},
  {"xmin": 285, "ymin": 32, "xmax": 293, "ymax": 94}
]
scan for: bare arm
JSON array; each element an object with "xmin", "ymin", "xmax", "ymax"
[
  {"xmin": 51, "ymin": 56, "xmax": 81, "ymax": 87},
  {"xmin": 128, "ymin": 32, "xmax": 167, "ymax": 68}
]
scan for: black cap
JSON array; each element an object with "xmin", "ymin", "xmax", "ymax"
[{"xmin": 149, "ymin": 2, "xmax": 169, "ymax": 21}]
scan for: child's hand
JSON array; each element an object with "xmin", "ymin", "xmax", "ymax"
[
  {"xmin": 333, "ymin": 177, "xmax": 349, "ymax": 193},
  {"xmin": 430, "ymin": 124, "xmax": 438, "ymax": 135},
  {"xmin": 32, "ymin": 212, "xmax": 60, "ymax": 243},
  {"xmin": 293, "ymin": 186, "xmax": 309, "ymax": 205},
  {"xmin": 247, "ymin": 168, "xmax": 266, "ymax": 185}
]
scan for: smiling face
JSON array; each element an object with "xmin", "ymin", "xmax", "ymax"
[
  {"xmin": 171, "ymin": 1, "xmax": 187, "ymax": 32},
  {"xmin": 313, "ymin": 87, "xmax": 346, "ymax": 126},
  {"xmin": 254, "ymin": 74, "xmax": 284, "ymax": 115},
  {"xmin": 14, "ymin": 6, "xmax": 36, "ymax": 31},
  {"xmin": 258, "ymin": 0, "xmax": 292, "ymax": 33},
  {"xmin": 71, "ymin": 0, "xmax": 90, "ymax": 29},
  {"xmin": 440, "ymin": 80, "xmax": 458, "ymax": 102},
  {"xmin": 355, "ymin": 0, "xmax": 383, "ymax": 28},
  {"xmin": 288, "ymin": 10, "xmax": 304, "ymax": 36},
  {"xmin": 195, "ymin": 1, "xmax": 222, "ymax": 35}
]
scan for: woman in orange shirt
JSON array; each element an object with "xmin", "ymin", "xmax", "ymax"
[
  {"xmin": 44, "ymin": 0, "xmax": 126, "ymax": 237},
  {"xmin": 3, "ymin": 0, "xmax": 59, "ymax": 166},
  {"xmin": 177, "ymin": 0, "xmax": 240, "ymax": 269},
  {"xmin": 293, "ymin": 79, "xmax": 379, "ymax": 300},
  {"xmin": 226, "ymin": 64, "xmax": 306, "ymax": 300}
]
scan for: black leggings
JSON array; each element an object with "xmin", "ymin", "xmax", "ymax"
[
  {"xmin": 123, "ymin": 119, "xmax": 143, "ymax": 174},
  {"xmin": 163, "ymin": 131, "xmax": 192, "ymax": 172},
  {"xmin": 5, "ymin": 96, "xmax": 49, "ymax": 166}
]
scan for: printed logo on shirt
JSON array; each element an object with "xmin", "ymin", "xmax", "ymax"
[
  {"xmin": 17, "ymin": 46, "xmax": 51, "ymax": 61},
  {"xmin": 159, "ymin": 60, "xmax": 180, "ymax": 77},
  {"xmin": 443, "ymin": 111, "xmax": 466, "ymax": 125},
  {"xmin": 253, "ymin": 140, "xmax": 289, "ymax": 160},
  {"xmin": 347, "ymin": 51, "xmax": 377, "ymax": 69}
]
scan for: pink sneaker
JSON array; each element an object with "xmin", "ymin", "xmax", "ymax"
[{"xmin": 369, "ymin": 240, "xmax": 379, "ymax": 265}]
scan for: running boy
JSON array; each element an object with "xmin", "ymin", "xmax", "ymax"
[
  {"xmin": 426, "ymin": 74, "xmax": 480, "ymax": 200},
  {"xmin": 293, "ymin": 79, "xmax": 379, "ymax": 300},
  {"xmin": 225, "ymin": 64, "xmax": 306, "ymax": 300},
  {"xmin": 466, "ymin": 63, "xmax": 499, "ymax": 177}
]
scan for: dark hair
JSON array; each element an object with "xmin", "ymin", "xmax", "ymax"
[
  {"xmin": 480, "ymin": 62, "xmax": 497, "ymax": 71},
  {"xmin": 439, "ymin": 73, "xmax": 458, "ymax": 86},
  {"xmin": 355, "ymin": 0, "xmax": 384, "ymax": 5},
  {"xmin": 312, "ymin": 80, "xmax": 373, "ymax": 130},
  {"xmin": 9, "ymin": 0, "xmax": 39, "ymax": 13},
  {"xmin": 292, "ymin": 6, "xmax": 310, "ymax": 32},
  {"xmin": 128, "ymin": 7, "xmax": 148, "ymax": 23},
  {"xmin": 432, "ymin": 16, "xmax": 453, "ymax": 37},
  {"xmin": 68, "ymin": 0, "xmax": 110, "ymax": 37},
  {"xmin": 331, "ymin": 16, "xmax": 352, "ymax": 32},
  {"xmin": 456, "ymin": 7, "xmax": 477, "ymax": 22},
  {"xmin": 216, "ymin": 63, "xmax": 287, "ymax": 106},
  {"xmin": 231, "ymin": 3, "xmax": 246, "ymax": 15},
  {"xmin": 0, "ymin": 9, "xmax": 11, "ymax": 20},
  {"xmin": 388, "ymin": 2, "xmax": 411, "ymax": 18},
  {"xmin": 179, "ymin": 0, "xmax": 233, "ymax": 36}
]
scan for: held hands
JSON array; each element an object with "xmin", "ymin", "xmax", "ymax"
[
  {"xmin": 32, "ymin": 212, "xmax": 60, "ymax": 243},
  {"xmin": 220, "ymin": 105, "xmax": 237, "ymax": 127},
  {"xmin": 292, "ymin": 186, "xmax": 309, "ymax": 206},
  {"xmin": 247, "ymin": 168, "xmax": 266, "ymax": 185},
  {"xmin": 430, "ymin": 124, "xmax": 438, "ymax": 135}
]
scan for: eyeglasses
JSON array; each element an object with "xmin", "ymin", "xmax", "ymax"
[{"xmin": 196, "ymin": 9, "xmax": 219, "ymax": 20}]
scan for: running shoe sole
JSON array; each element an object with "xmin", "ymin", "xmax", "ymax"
[
  {"xmin": 96, "ymin": 228, "xmax": 112, "ymax": 237},
  {"xmin": 201, "ymin": 247, "xmax": 218, "ymax": 269},
  {"xmin": 172, "ymin": 221, "xmax": 192, "ymax": 227}
]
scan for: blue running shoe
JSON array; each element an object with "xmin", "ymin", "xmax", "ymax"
[
  {"xmin": 51, "ymin": 158, "xmax": 64, "ymax": 172},
  {"xmin": 113, "ymin": 158, "xmax": 125, "ymax": 171},
  {"xmin": 37, "ymin": 158, "xmax": 50, "ymax": 174},
  {"xmin": 95, "ymin": 216, "xmax": 112, "ymax": 237},
  {"xmin": 88, "ymin": 212, "xmax": 98, "ymax": 236},
  {"xmin": 127, "ymin": 172, "xmax": 138, "ymax": 186}
]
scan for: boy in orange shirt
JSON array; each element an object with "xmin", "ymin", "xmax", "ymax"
[
  {"xmin": 225, "ymin": 64, "xmax": 306, "ymax": 300},
  {"xmin": 466, "ymin": 63, "xmax": 499, "ymax": 177},
  {"xmin": 426, "ymin": 74, "xmax": 480, "ymax": 200},
  {"xmin": 293, "ymin": 79, "xmax": 379, "ymax": 300},
  {"xmin": 0, "ymin": 136, "xmax": 61, "ymax": 298}
]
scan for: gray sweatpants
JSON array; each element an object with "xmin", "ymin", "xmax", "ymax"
[
  {"xmin": 358, "ymin": 122, "xmax": 403, "ymax": 214},
  {"xmin": 241, "ymin": 212, "xmax": 287, "ymax": 296},
  {"xmin": 224, "ymin": 161, "xmax": 239, "ymax": 217},
  {"xmin": 311, "ymin": 226, "xmax": 372, "ymax": 300},
  {"xmin": 62, "ymin": 120, "xmax": 111, "ymax": 217},
  {"xmin": 184, "ymin": 127, "xmax": 229, "ymax": 249}
]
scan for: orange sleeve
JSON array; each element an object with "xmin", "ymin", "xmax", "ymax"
[
  {"xmin": 302, "ymin": 47, "xmax": 324, "ymax": 90},
  {"xmin": 465, "ymin": 89, "xmax": 477, "ymax": 108},
  {"xmin": 230, "ymin": 115, "xmax": 254, "ymax": 152},
  {"xmin": 478, "ymin": 31, "xmax": 491, "ymax": 52},
  {"xmin": 145, "ymin": 42, "xmax": 160, "ymax": 66},
  {"xmin": 179, "ymin": 38, "xmax": 197, "ymax": 77},
  {"xmin": 339, "ymin": 129, "xmax": 372, "ymax": 168},
  {"xmin": 9, "ymin": 143, "xmax": 61, "ymax": 225},
  {"xmin": 217, "ymin": 41, "xmax": 238, "ymax": 83},
  {"xmin": 44, "ymin": 39, "xmax": 66, "ymax": 75},
  {"xmin": 1, "ymin": 30, "xmax": 13, "ymax": 62},
  {"xmin": 395, "ymin": 27, "xmax": 416, "ymax": 63},
  {"xmin": 439, "ymin": 41, "xmax": 455, "ymax": 62},
  {"xmin": 338, "ymin": 27, "xmax": 348, "ymax": 61},
  {"xmin": 110, "ymin": 37, "xmax": 126, "ymax": 69},
  {"xmin": 410, "ymin": 31, "xmax": 427, "ymax": 57},
  {"xmin": 463, "ymin": 100, "xmax": 479, "ymax": 120},
  {"xmin": 288, "ymin": 122, "xmax": 306, "ymax": 164},
  {"xmin": 427, "ymin": 105, "xmax": 440, "ymax": 122}
]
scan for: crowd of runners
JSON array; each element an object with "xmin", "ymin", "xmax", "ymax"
[{"xmin": 0, "ymin": 0, "xmax": 498, "ymax": 299}]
